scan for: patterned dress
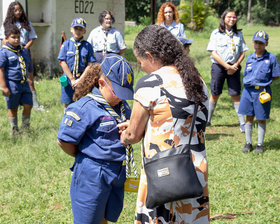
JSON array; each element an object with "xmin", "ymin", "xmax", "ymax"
[{"xmin": 134, "ymin": 66, "xmax": 210, "ymax": 224}]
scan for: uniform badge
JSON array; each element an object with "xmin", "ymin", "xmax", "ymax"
[
  {"xmin": 66, "ymin": 111, "xmax": 81, "ymax": 121},
  {"xmin": 64, "ymin": 118, "xmax": 73, "ymax": 127},
  {"xmin": 127, "ymin": 72, "xmax": 132, "ymax": 84}
]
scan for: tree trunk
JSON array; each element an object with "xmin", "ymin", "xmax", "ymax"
[{"xmin": 247, "ymin": 0, "xmax": 252, "ymax": 23}]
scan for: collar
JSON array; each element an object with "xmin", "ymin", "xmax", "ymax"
[
  {"xmin": 100, "ymin": 25, "xmax": 111, "ymax": 32},
  {"xmin": 70, "ymin": 36, "xmax": 84, "ymax": 44},
  {"xmin": 5, "ymin": 42, "xmax": 22, "ymax": 51},
  {"xmin": 252, "ymin": 50, "xmax": 268, "ymax": 60}
]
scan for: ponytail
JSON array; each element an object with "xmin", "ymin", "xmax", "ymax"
[{"xmin": 73, "ymin": 64, "xmax": 102, "ymax": 101}]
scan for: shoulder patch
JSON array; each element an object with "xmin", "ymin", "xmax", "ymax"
[{"xmin": 66, "ymin": 111, "xmax": 81, "ymax": 121}]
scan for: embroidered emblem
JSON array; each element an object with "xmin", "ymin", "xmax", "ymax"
[
  {"xmin": 66, "ymin": 111, "xmax": 81, "ymax": 121},
  {"xmin": 100, "ymin": 121, "xmax": 114, "ymax": 126},
  {"xmin": 127, "ymin": 72, "xmax": 132, "ymax": 84},
  {"xmin": 66, "ymin": 119, "xmax": 73, "ymax": 127}
]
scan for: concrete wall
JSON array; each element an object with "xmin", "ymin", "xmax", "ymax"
[{"xmin": 1, "ymin": 0, "xmax": 125, "ymax": 77}]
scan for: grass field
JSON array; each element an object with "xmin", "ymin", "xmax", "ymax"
[{"xmin": 0, "ymin": 24, "xmax": 279, "ymax": 223}]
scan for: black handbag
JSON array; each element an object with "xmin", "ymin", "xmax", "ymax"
[{"xmin": 144, "ymin": 104, "xmax": 203, "ymax": 209}]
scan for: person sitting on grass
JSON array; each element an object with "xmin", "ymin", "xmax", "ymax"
[
  {"xmin": 239, "ymin": 30, "xmax": 280, "ymax": 154},
  {"xmin": 0, "ymin": 25, "xmax": 33, "ymax": 135}
]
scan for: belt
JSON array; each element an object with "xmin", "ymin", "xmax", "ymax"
[{"xmin": 246, "ymin": 85, "xmax": 268, "ymax": 90}]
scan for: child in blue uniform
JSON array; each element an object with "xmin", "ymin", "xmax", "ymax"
[
  {"xmin": 58, "ymin": 18, "xmax": 96, "ymax": 108},
  {"xmin": 178, "ymin": 36, "xmax": 194, "ymax": 55},
  {"xmin": 239, "ymin": 31, "xmax": 280, "ymax": 153},
  {"xmin": 207, "ymin": 9, "xmax": 248, "ymax": 132},
  {"xmin": 0, "ymin": 26, "xmax": 33, "ymax": 135},
  {"xmin": 57, "ymin": 54, "xmax": 134, "ymax": 224}
]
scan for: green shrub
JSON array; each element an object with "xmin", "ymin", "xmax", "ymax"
[{"xmin": 178, "ymin": 0, "xmax": 213, "ymax": 31}]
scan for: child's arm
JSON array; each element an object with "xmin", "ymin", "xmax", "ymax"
[
  {"xmin": 24, "ymin": 39, "xmax": 35, "ymax": 50},
  {"xmin": 57, "ymin": 139, "xmax": 78, "ymax": 157},
  {"xmin": 0, "ymin": 67, "xmax": 10, "ymax": 97}
]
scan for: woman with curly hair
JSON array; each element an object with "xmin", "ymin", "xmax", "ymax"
[
  {"xmin": 0, "ymin": 1, "xmax": 41, "ymax": 109},
  {"xmin": 118, "ymin": 25, "xmax": 209, "ymax": 224},
  {"xmin": 156, "ymin": 2, "xmax": 186, "ymax": 38}
]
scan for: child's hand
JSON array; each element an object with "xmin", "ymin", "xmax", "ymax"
[
  {"xmin": 71, "ymin": 79, "xmax": 79, "ymax": 88},
  {"xmin": 117, "ymin": 120, "xmax": 130, "ymax": 134},
  {"xmin": 1, "ymin": 87, "xmax": 10, "ymax": 97}
]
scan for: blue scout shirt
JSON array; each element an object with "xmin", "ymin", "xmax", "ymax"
[
  {"xmin": 243, "ymin": 51, "xmax": 280, "ymax": 87},
  {"xmin": 161, "ymin": 21, "xmax": 186, "ymax": 38},
  {"xmin": 58, "ymin": 38, "xmax": 96, "ymax": 78},
  {"xmin": 87, "ymin": 26, "xmax": 126, "ymax": 53},
  {"xmin": 57, "ymin": 87, "xmax": 131, "ymax": 162},
  {"xmin": 0, "ymin": 21, "xmax": 37, "ymax": 46},
  {"xmin": 0, "ymin": 43, "xmax": 32, "ymax": 82},
  {"xmin": 207, "ymin": 28, "xmax": 248, "ymax": 64}
]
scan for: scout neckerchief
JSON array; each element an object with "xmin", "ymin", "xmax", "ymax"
[
  {"xmin": 87, "ymin": 92, "xmax": 138, "ymax": 178},
  {"xmin": 3, "ymin": 44, "xmax": 27, "ymax": 83},
  {"xmin": 70, "ymin": 37, "xmax": 83, "ymax": 78},
  {"xmin": 225, "ymin": 29, "xmax": 236, "ymax": 57},
  {"xmin": 102, "ymin": 27, "xmax": 109, "ymax": 56}
]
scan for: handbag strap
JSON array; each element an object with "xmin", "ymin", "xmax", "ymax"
[
  {"xmin": 188, "ymin": 104, "xmax": 198, "ymax": 146},
  {"xmin": 142, "ymin": 103, "xmax": 199, "ymax": 160}
]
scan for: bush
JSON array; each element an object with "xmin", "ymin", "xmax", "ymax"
[{"xmin": 178, "ymin": 0, "xmax": 213, "ymax": 31}]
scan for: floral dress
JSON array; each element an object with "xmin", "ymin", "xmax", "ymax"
[{"xmin": 134, "ymin": 66, "xmax": 210, "ymax": 224}]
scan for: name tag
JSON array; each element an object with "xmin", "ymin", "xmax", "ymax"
[{"xmin": 100, "ymin": 121, "xmax": 114, "ymax": 127}]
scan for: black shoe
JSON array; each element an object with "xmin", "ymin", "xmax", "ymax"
[
  {"xmin": 206, "ymin": 121, "xmax": 211, "ymax": 127},
  {"xmin": 242, "ymin": 143, "xmax": 253, "ymax": 153},
  {"xmin": 12, "ymin": 126, "xmax": 19, "ymax": 136},
  {"xmin": 255, "ymin": 145, "xmax": 264, "ymax": 154}
]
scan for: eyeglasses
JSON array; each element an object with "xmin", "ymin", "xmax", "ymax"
[
  {"xmin": 103, "ymin": 79, "xmax": 117, "ymax": 98},
  {"xmin": 226, "ymin": 16, "xmax": 238, "ymax": 20},
  {"xmin": 14, "ymin": 9, "xmax": 23, "ymax": 13},
  {"xmin": 104, "ymin": 17, "xmax": 112, "ymax": 21}
]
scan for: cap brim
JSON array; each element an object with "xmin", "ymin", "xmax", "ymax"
[
  {"xmin": 111, "ymin": 82, "xmax": 134, "ymax": 100},
  {"xmin": 72, "ymin": 25, "xmax": 86, "ymax": 29}
]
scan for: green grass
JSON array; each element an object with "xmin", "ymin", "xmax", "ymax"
[{"xmin": 0, "ymin": 24, "xmax": 280, "ymax": 223}]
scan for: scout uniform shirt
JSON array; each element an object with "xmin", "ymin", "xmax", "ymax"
[
  {"xmin": 0, "ymin": 21, "xmax": 37, "ymax": 46},
  {"xmin": 57, "ymin": 87, "xmax": 131, "ymax": 162},
  {"xmin": 207, "ymin": 28, "xmax": 248, "ymax": 64},
  {"xmin": 243, "ymin": 50, "xmax": 280, "ymax": 87},
  {"xmin": 0, "ymin": 43, "xmax": 32, "ymax": 92},
  {"xmin": 58, "ymin": 38, "xmax": 96, "ymax": 79},
  {"xmin": 161, "ymin": 21, "xmax": 186, "ymax": 38},
  {"xmin": 87, "ymin": 26, "xmax": 126, "ymax": 54}
]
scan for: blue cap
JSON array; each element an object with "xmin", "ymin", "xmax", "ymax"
[
  {"xmin": 252, "ymin": 30, "xmax": 269, "ymax": 43},
  {"xmin": 101, "ymin": 54, "xmax": 134, "ymax": 100},
  {"xmin": 71, "ymin": 18, "xmax": 86, "ymax": 29},
  {"xmin": 178, "ymin": 37, "xmax": 194, "ymax": 46}
]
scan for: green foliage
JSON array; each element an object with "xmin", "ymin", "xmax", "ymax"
[
  {"xmin": 178, "ymin": 0, "xmax": 213, "ymax": 31},
  {"xmin": 125, "ymin": 0, "xmax": 150, "ymax": 24}
]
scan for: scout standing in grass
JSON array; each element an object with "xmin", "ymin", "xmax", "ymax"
[
  {"xmin": 57, "ymin": 54, "xmax": 135, "ymax": 224},
  {"xmin": 0, "ymin": 1, "xmax": 42, "ymax": 110},
  {"xmin": 58, "ymin": 18, "xmax": 96, "ymax": 108},
  {"xmin": 0, "ymin": 26, "xmax": 33, "ymax": 135},
  {"xmin": 206, "ymin": 9, "xmax": 248, "ymax": 132},
  {"xmin": 239, "ymin": 31, "xmax": 280, "ymax": 154}
]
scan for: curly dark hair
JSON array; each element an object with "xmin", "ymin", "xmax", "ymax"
[
  {"xmin": 4, "ymin": 25, "xmax": 20, "ymax": 38},
  {"xmin": 98, "ymin": 10, "xmax": 115, "ymax": 25},
  {"xmin": 4, "ymin": 1, "xmax": 31, "ymax": 32},
  {"xmin": 219, "ymin": 9, "xmax": 241, "ymax": 34},
  {"xmin": 73, "ymin": 64, "xmax": 103, "ymax": 101},
  {"xmin": 156, "ymin": 2, "xmax": 180, "ymax": 25},
  {"xmin": 134, "ymin": 25, "xmax": 207, "ymax": 104}
]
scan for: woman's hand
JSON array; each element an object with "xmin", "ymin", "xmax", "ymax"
[
  {"xmin": 117, "ymin": 120, "xmax": 130, "ymax": 134},
  {"xmin": 1, "ymin": 86, "xmax": 10, "ymax": 97}
]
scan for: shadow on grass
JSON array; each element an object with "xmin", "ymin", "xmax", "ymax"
[
  {"xmin": 265, "ymin": 137, "xmax": 280, "ymax": 151},
  {"xmin": 206, "ymin": 133, "xmax": 234, "ymax": 141}
]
